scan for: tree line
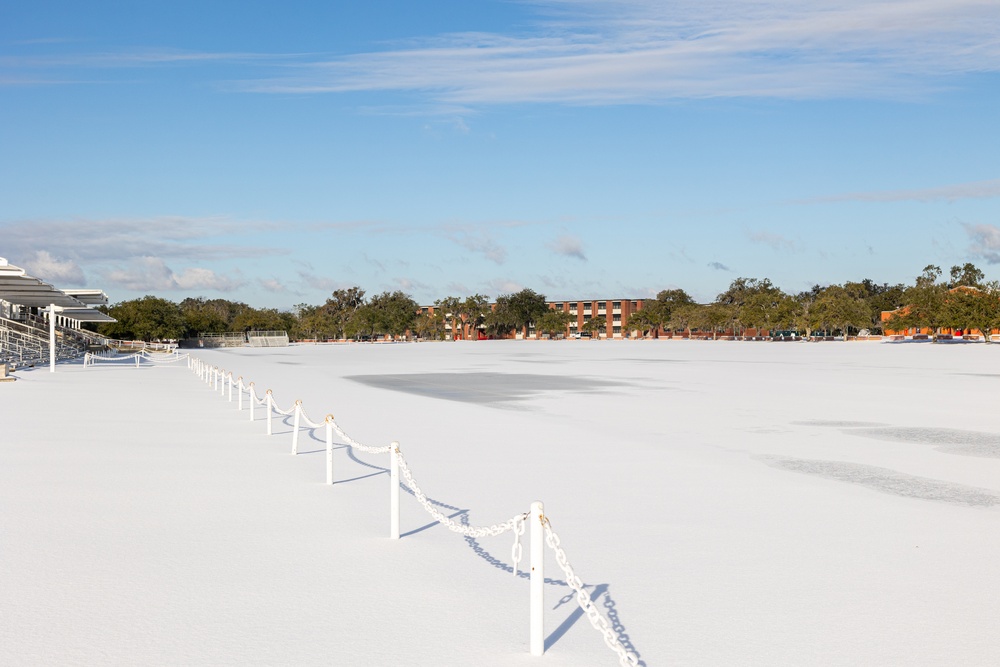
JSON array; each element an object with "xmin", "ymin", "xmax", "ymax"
[{"xmin": 93, "ymin": 262, "xmax": 1000, "ymax": 342}]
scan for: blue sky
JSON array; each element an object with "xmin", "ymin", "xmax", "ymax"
[{"xmin": 3, "ymin": 0, "xmax": 1000, "ymax": 308}]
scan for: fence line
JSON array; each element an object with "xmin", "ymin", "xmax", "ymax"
[
  {"xmin": 184, "ymin": 356, "xmax": 640, "ymax": 666},
  {"xmin": 84, "ymin": 349, "xmax": 190, "ymax": 367}
]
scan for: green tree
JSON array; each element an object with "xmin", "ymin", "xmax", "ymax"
[
  {"xmin": 654, "ymin": 289, "xmax": 695, "ymax": 335},
  {"xmin": 323, "ymin": 287, "xmax": 366, "ymax": 339},
  {"xmin": 292, "ymin": 303, "xmax": 337, "ymax": 340},
  {"xmin": 810, "ymin": 284, "xmax": 870, "ymax": 340},
  {"xmin": 435, "ymin": 296, "xmax": 463, "ymax": 340},
  {"xmin": 232, "ymin": 307, "xmax": 288, "ymax": 332},
  {"xmin": 580, "ymin": 315, "xmax": 607, "ymax": 338},
  {"xmin": 536, "ymin": 308, "xmax": 574, "ymax": 338},
  {"xmin": 457, "ymin": 294, "xmax": 490, "ymax": 341},
  {"xmin": 948, "ymin": 262, "xmax": 985, "ymax": 289},
  {"xmin": 626, "ymin": 307, "xmax": 660, "ymax": 338},
  {"xmin": 100, "ymin": 296, "xmax": 185, "ymax": 341},
  {"xmin": 363, "ymin": 290, "xmax": 419, "ymax": 339},
  {"xmin": 854, "ymin": 280, "xmax": 906, "ymax": 334},
  {"xmin": 738, "ymin": 280, "xmax": 798, "ymax": 335},
  {"xmin": 483, "ymin": 296, "xmax": 517, "ymax": 338},
  {"xmin": 413, "ymin": 310, "xmax": 447, "ymax": 340},
  {"xmin": 943, "ymin": 282, "xmax": 1000, "ymax": 341},
  {"xmin": 899, "ymin": 265, "xmax": 947, "ymax": 339},
  {"xmin": 504, "ymin": 288, "xmax": 548, "ymax": 337},
  {"xmin": 667, "ymin": 303, "xmax": 701, "ymax": 337}
]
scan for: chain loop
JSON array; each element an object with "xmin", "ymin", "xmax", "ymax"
[
  {"xmin": 541, "ymin": 517, "xmax": 639, "ymax": 667},
  {"xmin": 394, "ymin": 448, "xmax": 525, "ymax": 538}
]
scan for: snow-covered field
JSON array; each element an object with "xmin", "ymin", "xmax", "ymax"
[{"xmin": 3, "ymin": 340, "xmax": 1000, "ymax": 666}]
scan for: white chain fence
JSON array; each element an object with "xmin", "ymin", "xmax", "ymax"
[
  {"xmin": 85, "ymin": 350, "xmax": 190, "ymax": 367},
  {"xmin": 542, "ymin": 516, "xmax": 639, "ymax": 666},
  {"xmin": 182, "ymin": 355, "xmax": 641, "ymax": 666}
]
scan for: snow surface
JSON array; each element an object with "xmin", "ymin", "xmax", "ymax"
[{"xmin": 3, "ymin": 340, "xmax": 1000, "ymax": 666}]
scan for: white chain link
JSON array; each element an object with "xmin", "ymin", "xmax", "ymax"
[
  {"xmin": 393, "ymin": 447, "xmax": 525, "ymax": 538},
  {"xmin": 541, "ymin": 518, "xmax": 639, "ymax": 667},
  {"xmin": 329, "ymin": 421, "xmax": 392, "ymax": 454},
  {"xmin": 86, "ymin": 353, "xmax": 140, "ymax": 364},
  {"xmin": 139, "ymin": 350, "xmax": 189, "ymax": 363},
  {"xmin": 511, "ymin": 513, "xmax": 526, "ymax": 577},
  {"xmin": 297, "ymin": 404, "xmax": 325, "ymax": 429}
]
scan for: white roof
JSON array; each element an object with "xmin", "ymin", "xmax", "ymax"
[{"xmin": 0, "ymin": 257, "xmax": 112, "ymax": 311}]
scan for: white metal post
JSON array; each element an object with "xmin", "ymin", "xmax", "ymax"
[
  {"xmin": 292, "ymin": 401, "xmax": 301, "ymax": 455},
  {"xmin": 238, "ymin": 378, "xmax": 244, "ymax": 410},
  {"xmin": 530, "ymin": 500, "xmax": 545, "ymax": 656},
  {"xmin": 248, "ymin": 383, "xmax": 255, "ymax": 421},
  {"xmin": 390, "ymin": 442, "xmax": 400, "ymax": 540},
  {"xmin": 49, "ymin": 303, "xmax": 56, "ymax": 372},
  {"xmin": 266, "ymin": 390, "xmax": 273, "ymax": 435},
  {"xmin": 325, "ymin": 415, "xmax": 334, "ymax": 485},
  {"xmin": 219, "ymin": 370, "xmax": 225, "ymax": 395},
  {"xmin": 228, "ymin": 373, "xmax": 233, "ymax": 402}
]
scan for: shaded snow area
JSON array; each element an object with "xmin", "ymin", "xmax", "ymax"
[{"xmin": 3, "ymin": 341, "xmax": 1000, "ymax": 666}]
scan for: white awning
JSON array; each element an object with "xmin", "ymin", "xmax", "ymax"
[{"xmin": 0, "ymin": 257, "xmax": 114, "ymax": 313}]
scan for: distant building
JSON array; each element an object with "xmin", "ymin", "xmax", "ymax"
[
  {"xmin": 546, "ymin": 299, "xmax": 647, "ymax": 338},
  {"xmin": 419, "ymin": 298, "xmax": 650, "ymax": 339}
]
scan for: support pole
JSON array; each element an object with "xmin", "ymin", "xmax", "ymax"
[
  {"xmin": 249, "ymin": 383, "xmax": 255, "ymax": 421},
  {"xmin": 390, "ymin": 442, "xmax": 400, "ymax": 540},
  {"xmin": 238, "ymin": 378, "xmax": 244, "ymax": 411},
  {"xmin": 325, "ymin": 415, "xmax": 334, "ymax": 485},
  {"xmin": 292, "ymin": 400, "xmax": 302, "ymax": 455},
  {"xmin": 266, "ymin": 390, "xmax": 273, "ymax": 435},
  {"xmin": 530, "ymin": 500, "xmax": 545, "ymax": 657},
  {"xmin": 49, "ymin": 303, "xmax": 56, "ymax": 373},
  {"xmin": 228, "ymin": 373, "xmax": 233, "ymax": 402}
]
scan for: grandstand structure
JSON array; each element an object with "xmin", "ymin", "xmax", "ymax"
[
  {"xmin": 0, "ymin": 257, "xmax": 114, "ymax": 372},
  {"xmin": 188, "ymin": 330, "xmax": 289, "ymax": 348}
]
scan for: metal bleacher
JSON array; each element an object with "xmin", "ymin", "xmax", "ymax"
[{"xmin": 0, "ymin": 257, "xmax": 113, "ymax": 371}]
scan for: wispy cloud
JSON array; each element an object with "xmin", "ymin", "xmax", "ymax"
[
  {"xmin": 258, "ymin": 277, "xmax": 297, "ymax": 294},
  {"xmin": 21, "ymin": 250, "xmax": 87, "ymax": 286},
  {"xmin": 800, "ymin": 177, "xmax": 1000, "ymax": 204},
  {"xmin": 485, "ymin": 278, "xmax": 525, "ymax": 296},
  {"xmin": 963, "ymin": 223, "xmax": 1000, "ymax": 264},
  {"xmin": 445, "ymin": 228, "xmax": 507, "ymax": 264},
  {"xmin": 101, "ymin": 257, "xmax": 244, "ymax": 292},
  {"xmin": 707, "ymin": 261, "xmax": 731, "ymax": 271},
  {"xmin": 297, "ymin": 270, "xmax": 349, "ymax": 293},
  {"xmin": 235, "ymin": 0, "xmax": 1000, "ymax": 103},
  {"xmin": 9, "ymin": 3, "xmax": 996, "ymax": 102},
  {"xmin": 748, "ymin": 230, "xmax": 800, "ymax": 252},
  {"xmin": 0, "ymin": 216, "xmax": 280, "ymax": 263},
  {"xmin": 548, "ymin": 234, "xmax": 587, "ymax": 260}
]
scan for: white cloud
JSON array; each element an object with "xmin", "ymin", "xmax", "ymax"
[
  {"xmin": 258, "ymin": 278, "xmax": 288, "ymax": 293},
  {"xmin": 0, "ymin": 216, "xmax": 280, "ymax": 263},
  {"xmin": 394, "ymin": 277, "xmax": 432, "ymax": 292},
  {"xmin": 102, "ymin": 257, "xmax": 244, "ymax": 292},
  {"xmin": 485, "ymin": 278, "xmax": 525, "ymax": 296},
  {"xmin": 964, "ymin": 223, "xmax": 1000, "ymax": 264},
  {"xmin": 297, "ymin": 270, "xmax": 350, "ymax": 292},
  {"xmin": 747, "ymin": 230, "xmax": 800, "ymax": 252},
  {"xmin": 445, "ymin": 229, "xmax": 507, "ymax": 264},
  {"xmin": 237, "ymin": 0, "xmax": 1000, "ymax": 103},
  {"xmin": 22, "ymin": 250, "xmax": 86, "ymax": 285},
  {"xmin": 548, "ymin": 234, "xmax": 587, "ymax": 260}
]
